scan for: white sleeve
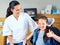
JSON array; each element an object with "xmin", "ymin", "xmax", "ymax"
[
  {"xmin": 3, "ymin": 20, "xmax": 12, "ymax": 36},
  {"xmin": 26, "ymin": 14, "xmax": 38, "ymax": 32}
]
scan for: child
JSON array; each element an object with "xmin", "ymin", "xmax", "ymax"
[{"xmin": 30, "ymin": 16, "xmax": 58, "ymax": 45}]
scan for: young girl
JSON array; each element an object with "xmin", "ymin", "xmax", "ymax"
[
  {"xmin": 34, "ymin": 16, "xmax": 50, "ymax": 45},
  {"xmin": 30, "ymin": 16, "xmax": 58, "ymax": 45}
]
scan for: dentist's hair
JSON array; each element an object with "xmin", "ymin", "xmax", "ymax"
[{"xmin": 6, "ymin": 1, "xmax": 20, "ymax": 17}]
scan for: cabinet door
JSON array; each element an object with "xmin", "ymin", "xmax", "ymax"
[
  {"xmin": 0, "ymin": 18, "xmax": 5, "ymax": 45},
  {"xmin": 0, "ymin": 35, "xmax": 4, "ymax": 45}
]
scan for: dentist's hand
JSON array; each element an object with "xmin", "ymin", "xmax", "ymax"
[
  {"xmin": 10, "ymin": 43, "xmax": 14, "ymax": 45},
  {"xmin": 23, "ymin": 39, "xmax": 27, "ymax": 45}
]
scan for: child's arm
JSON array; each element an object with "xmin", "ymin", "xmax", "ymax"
[
  {"xmin": 47, "ymin": 30, "xmax": 60, "ymax": 43},
  {"xmin": 52, "ymin": 33, "xmax": 60, "ymax": 42}
]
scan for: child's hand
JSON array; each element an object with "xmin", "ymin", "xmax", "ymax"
[{"xmin": 47, "ymin": 30, "xmax": 54, "ymax": 38}]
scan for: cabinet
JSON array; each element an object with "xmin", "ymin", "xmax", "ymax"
[{"xmin": 0, "ymin": 18, "xmax": 5, "ymax": 45}]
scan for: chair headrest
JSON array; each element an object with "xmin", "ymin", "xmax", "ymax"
[{"xmin": 48, "ymin": 18, "xmax": 55, "ymax": 27}]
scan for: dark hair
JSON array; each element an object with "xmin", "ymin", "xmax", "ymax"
[
  {"xmin": 6, "ymin": 1, "xmax": 20, "ymax": 18},
  {"xmin": 38, "ymin": 16, "xmax": 50, "ymax": 42},
  {"xmin": 38, "ymin": 16, "xmax": 48, "ymax": 23}
]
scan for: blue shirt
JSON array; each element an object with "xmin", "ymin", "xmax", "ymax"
[{"xmin": 36, "ymin": 31, "xmax": 45, "ymax": 45}]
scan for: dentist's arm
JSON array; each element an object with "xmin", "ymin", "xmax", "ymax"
[
  {"xmin": 23, "ymin": 33, "xmax": 33, "ymax": 45},
  {"xmin": 7, "ymin": 35, "xmax": 14, "ymax": 45}
]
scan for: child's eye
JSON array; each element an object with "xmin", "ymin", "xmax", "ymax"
[{"xmin": 16, "ymin": 9, "xmax": 20, "ymax": 11}]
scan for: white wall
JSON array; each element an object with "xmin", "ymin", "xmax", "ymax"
[
  {"xmin": 0, "ymin": 0, "xmax": 12, "ymax": 17},
  {"xmin": 0, "ymin": 0, "xmax": 60, "ymax": 17}
]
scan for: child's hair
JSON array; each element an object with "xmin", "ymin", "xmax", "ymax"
[
  {"xmin": 38, "ymin": 16, "xmax": 48, "ymax": 23},
  {"xmin": 38, "ymin": 16, "xmax": 50, "ymax": 42}
]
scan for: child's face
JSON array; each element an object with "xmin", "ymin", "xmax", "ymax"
[{"xmin": 38, "ymin": 19, "xmax": 48, "ymax": 30}]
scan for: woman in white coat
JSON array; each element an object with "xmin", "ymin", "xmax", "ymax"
[{"xmin": 3, "ymin": 1, "xmax": 37, "ymax": 45}]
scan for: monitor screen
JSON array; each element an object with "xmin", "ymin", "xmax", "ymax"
[{"xmin": 24, "ymin": 8, "xmax": 37, "ymax": 18}]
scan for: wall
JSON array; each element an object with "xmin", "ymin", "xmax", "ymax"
[{"xmin": 0, "ymin": 0, "xmax": 60, "ymax": 17}]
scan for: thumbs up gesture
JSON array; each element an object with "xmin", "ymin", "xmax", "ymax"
[{"xmin": 47, "ymin": 29, "xmax": 54, "ymax": 38}]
